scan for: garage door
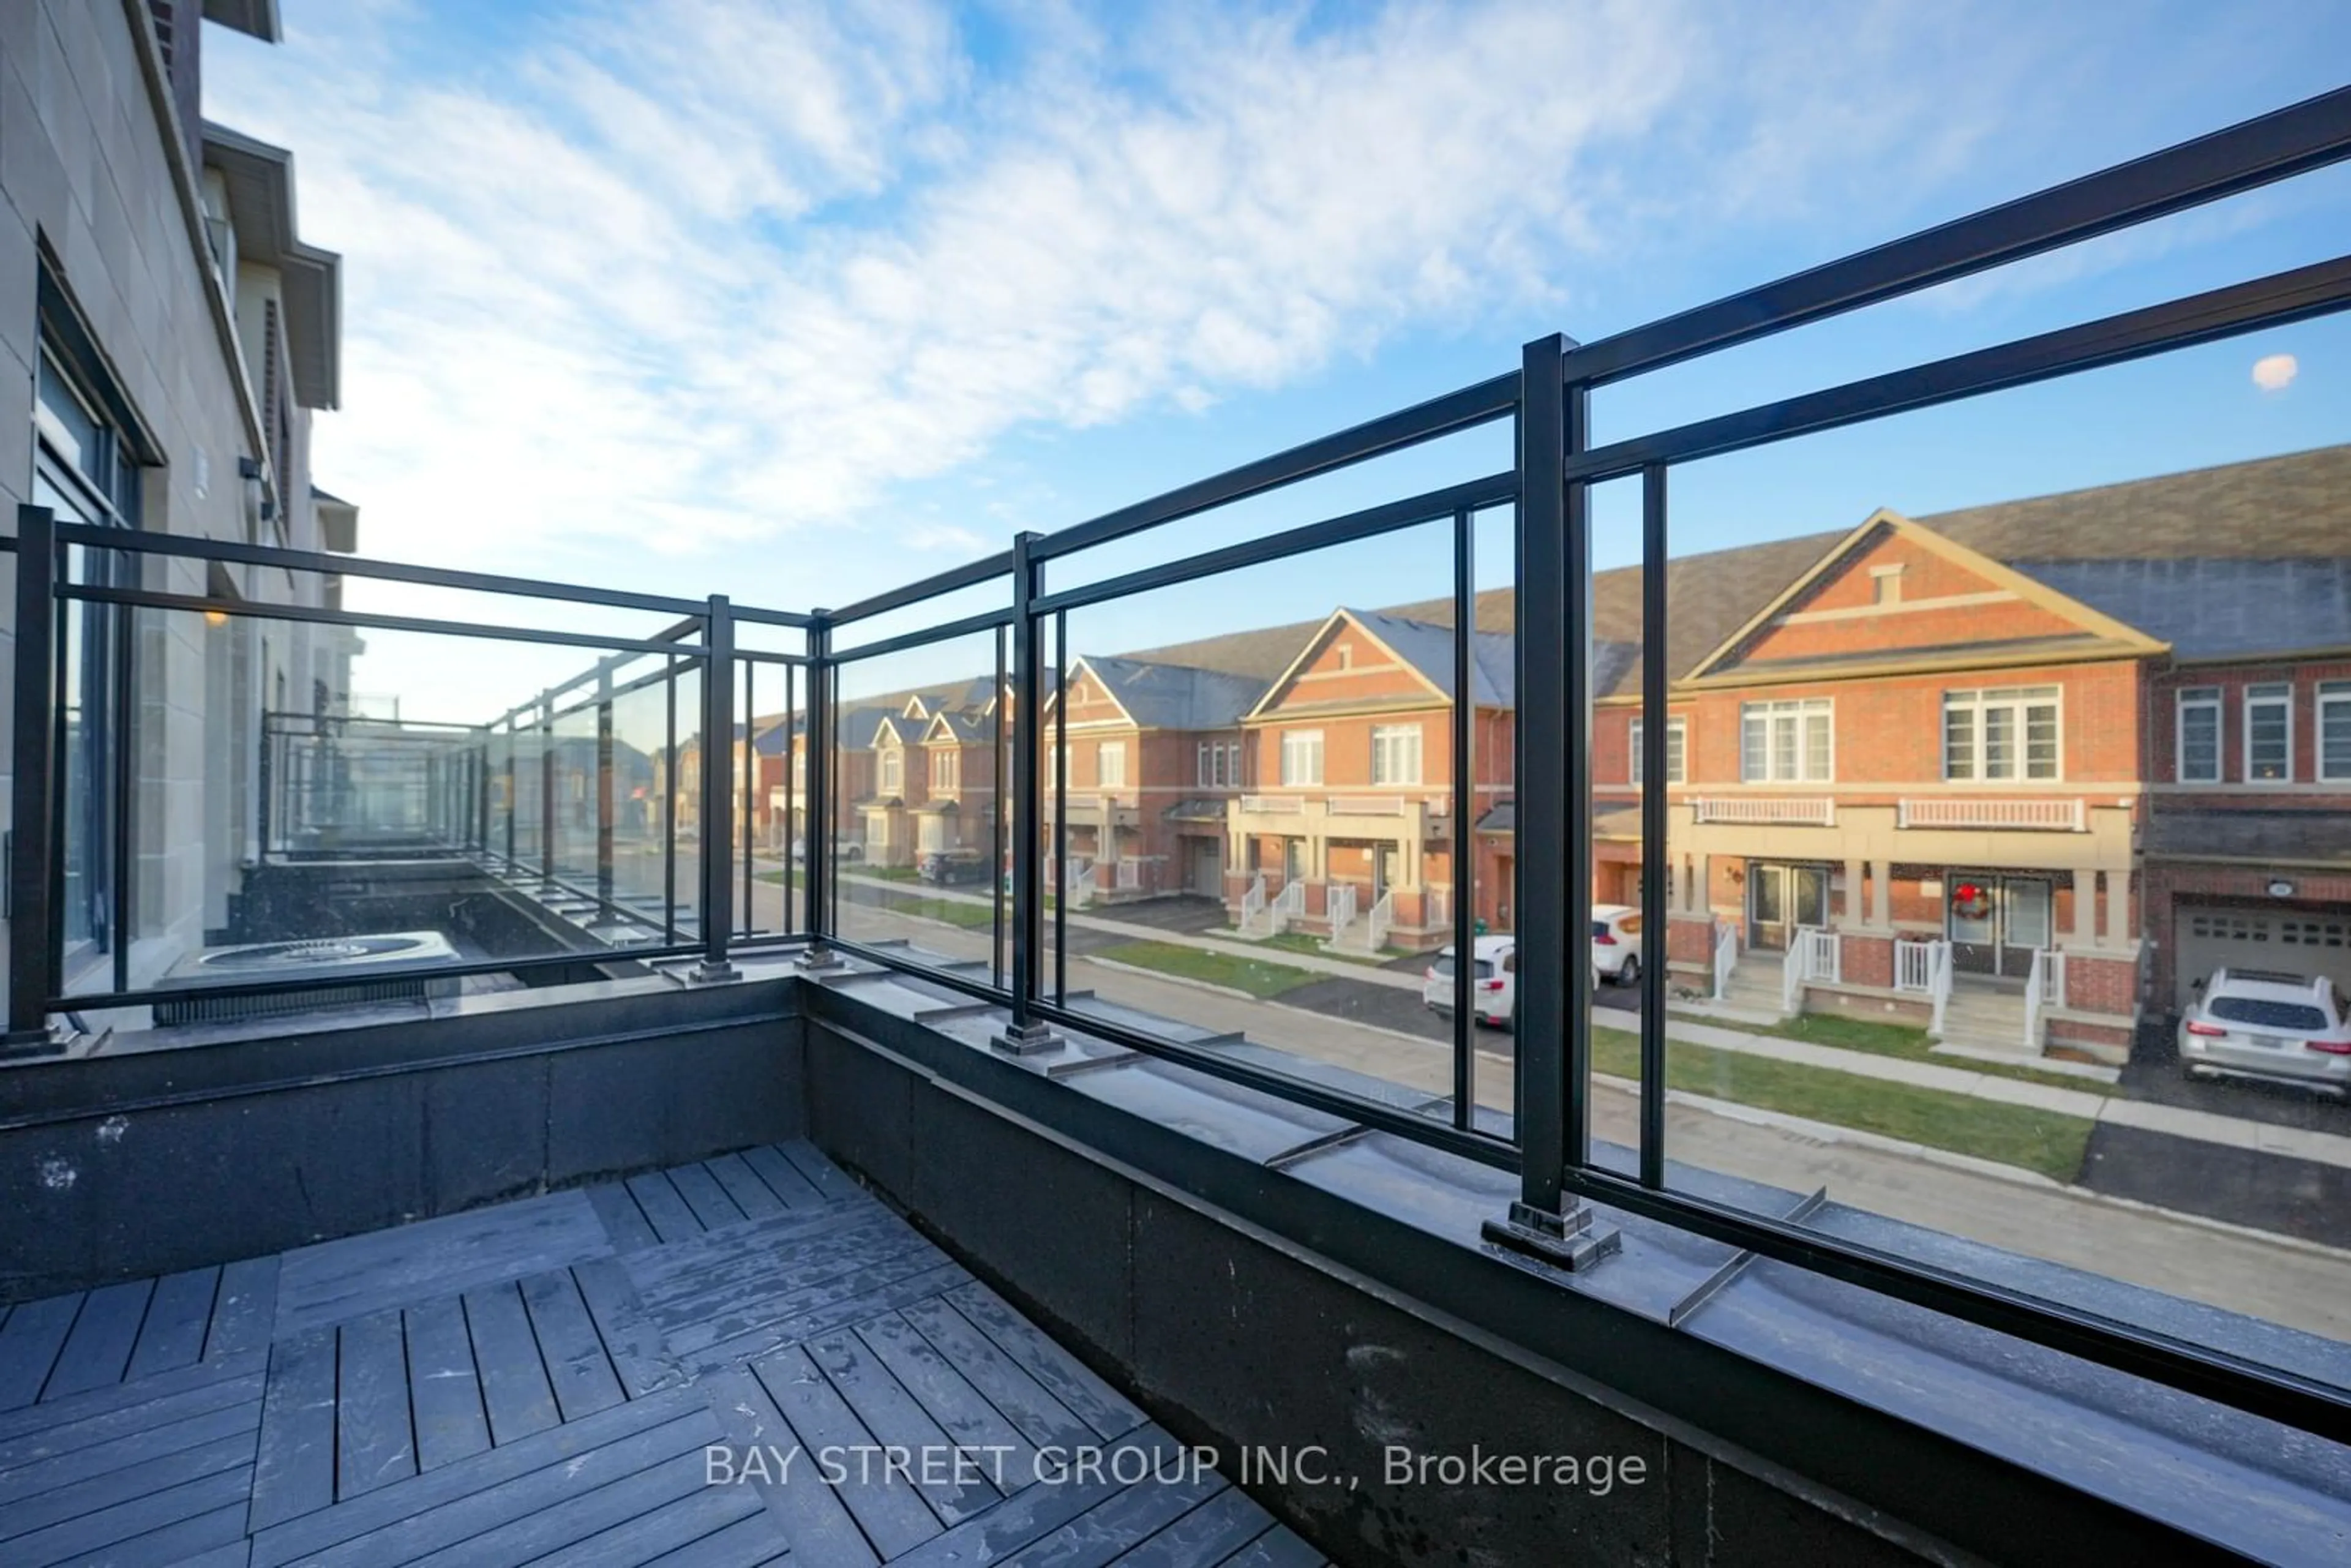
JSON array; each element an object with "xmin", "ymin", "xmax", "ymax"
[{"xmin": 2174, "ymin": 904, "xmax": 2351, "ymax": 1011}]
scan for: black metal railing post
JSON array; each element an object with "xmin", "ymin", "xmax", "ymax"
[
  {"xmin": 1451, "ymin": 504, "xmax": 1476, "ymax": 1128},
  {"xmin": 1639, "ymin": 463, "xmax": 1670, "ymax": 1185},
  {"xmin": 797, "ymin": 614, "xmax": 842, "ymax": 969},
  {"xmin": 537, "ymin": 689, "xmax": 557, "ymax": 891},
  {"xmin": 689, "ymin": 595, "xmax": 738, "ymax": 982},
  {"xmin": 1484, "ymin": 336, "xmax": 1617, "ymax": 1269},
  {"xmin": 997, "ymin": 531, "xmax": 1059, "ymax": 1052},
  {"xmin": 595, "ymin": 664, "xmax": 615, "ymax": 919},
  {"xmin": 6, "ymin": 505, "xmax": 62, "ymax": 1054}
]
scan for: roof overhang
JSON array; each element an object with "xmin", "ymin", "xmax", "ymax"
[
  {"xmin": 311, "ymin": 487, "xmax": 359, "ymax": 553},
  {"xmin": 201, "ymin": 122, "xmax": 341, "ymax": 409},
  {"xmin": 203, "ymin": 0, "xmax": 283, "ymax": 42}
]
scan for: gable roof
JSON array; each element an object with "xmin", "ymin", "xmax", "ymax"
[
  {"xmin": 1049, "ymin": 655, "xmax": 1272, "ymax": 731},
  {"xmin": 836, "ymin": 706, "xmax": 894, "ymax": 751},
  {"xmin": 1682, "ymin": 509, "xmax": 2165, "ymax": 684},
  {"xmin": 921, "ymin": 710, "xmax": 994, "ymax": 745}
]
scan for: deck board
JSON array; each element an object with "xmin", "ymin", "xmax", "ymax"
[
  {"xmin": 125, "ymin": 1267, "xmax": 220, "ymax": 1381},
  {"xmin": 0, "ymin": 1142, "xmax": 1321, "ymax": 1567}
]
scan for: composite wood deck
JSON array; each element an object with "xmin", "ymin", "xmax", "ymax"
[{"xmin": 0, "ymin": 1143, "xmax": 1326, "ymax": 1567}]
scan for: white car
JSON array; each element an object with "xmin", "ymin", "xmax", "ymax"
[
  {"xmin": 789, "ymin": 837, "xmax": 864, "ymax": 864},
  {"xmin": 2180, "ymin": 967, "xmax": 2351, "ymax": 1097},
  {"xmin": 1424, "ymin": 936, "xmax": 1517, "ymax": 1028},
  {"xmin": 1591, "ymin": 904, "xmax": 1645, "ymax": 986}
]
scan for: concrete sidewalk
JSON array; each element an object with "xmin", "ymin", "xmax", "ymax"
[{"xmin": 820, "ymin": 868, "xmax": 2351, "ymax": 1176}]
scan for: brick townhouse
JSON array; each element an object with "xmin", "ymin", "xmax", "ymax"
[
  {"xmin": 1040, "ymin": 656, "xmax": 1268, "ymax": 902},
  {"xmin": 1582, "ymin": 444, "xmax": 2350, "ymax": 1062},
  {"xmin": 764, "ymin": 446, "xmax": 2344, "ymax": 1065}
]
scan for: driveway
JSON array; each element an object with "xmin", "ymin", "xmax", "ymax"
[{"xmin": 2118, "ymin": 1014, "xmax": 2347, "ymax": 1132}]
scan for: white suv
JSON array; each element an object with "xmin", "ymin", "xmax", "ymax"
[
  {"xmin": 2180, "ymin": 967, "xmax": 2351, "ymax": 1097},
  {"xmin": 1591, "ymin": 904, "xmax": 1644, "ymax": 986},
  {"xmin": 1424, "ymin": 937, "xmax": 1517, "ymax": 1028}
]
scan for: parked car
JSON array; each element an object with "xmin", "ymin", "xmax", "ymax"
[
  {"xmin": 2179, "ymin": 967, "xmax": 2351, "ymax": 1097},
  {"xmin": 790, "ymin": 836, "xmax": 864, "ymax": 864},
  {"xmin": 1425, "ymin": 936, "xmax": 1517, "ymax": 1028},
  {"xmin": 917, "ymin": 848, "xmax": 991, "ymax": 886},
  {"xmin": 1591, "ymin": 904, "xmax": 1644, "ymax": 986}
]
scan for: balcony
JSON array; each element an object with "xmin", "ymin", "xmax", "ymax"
[
  {"xmin": 1690, "ymin": 795, "xmax": 1837, "ymax": 826},
  {"xmin": 6, "ymin": 94, "xmax": 2351, "ymax": 1568},
  {"xmin": 1897, "ymin": 797, "xmax": 2087, "ymax": 831}
]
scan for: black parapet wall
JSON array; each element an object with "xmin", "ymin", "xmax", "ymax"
[{"xmin": 0, "ymin": 976, "xmax": 806, "ymax": 1298}]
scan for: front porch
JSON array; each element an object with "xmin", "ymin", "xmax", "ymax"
[{"xmin": 1668, "ymin": 850, "xmax": 2142, "ymax": 1068}]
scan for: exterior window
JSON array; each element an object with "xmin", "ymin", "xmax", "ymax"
[
  {"xmin": 1198, "ymin": 743, "xmax": 1213, "ymax": 787},
  {"xmin": 792, "ymin": 747, "xmax": 806, "ymax": 786},
  {"xmin": 931, "ymin": 749, "xmax": 958, "ymax": 792},
  {"xmin": 2246, "ymin": 683, "xmax": 2292, "ymax": 782},
  {"xmin": 1281, "ymin": 729, "xmax": 1324, "ymax": 786},
  {"xmin": 1630, "ymin": 719, "xmax": 1686, "ymax": 784},
  {"xmin": 1226, "ymin": 741, "xmax": 1242, "ymax": 787},
  {"xmin": 1739, "ymin": 700, "xmax": 1831, "ymax": 782},
  {"xmin": 1199, "ymin": 741, "xmax": 1234, "ymax": 789},
  {"xmin": 1098, "ymin": 741, "xmax": 1127, "ymax": 787},
  {"xmin": 34, "ymin": 331, "xmax": 144, "ymax": 964},
  {"xmin": 2320, "ymin": 681, "xmax": 2351, "ymax": 782},
  {"xmin": 1943, "ymin": 687, "xmax": 2060, "ymax": 781},
  {"xmin": 2176, "ymin": 687, "xmax": 2221, "ymax": 783},
  {"xmin": 879, "ymin": 747, "xmax": 902, "ymax": 793},
  {"xmin": 1371, "ymin": 724, "xmax": 1422, "ymax": 786}
]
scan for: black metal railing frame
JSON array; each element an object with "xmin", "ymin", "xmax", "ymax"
[{"xmin": 2, "ymin": 86, "xmax": 2347, "ymax": 1446}]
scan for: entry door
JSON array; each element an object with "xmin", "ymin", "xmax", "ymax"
[
  {"xmin": 1749, "ymin": 863, "xmax": 1829, "ymax": 952},
  {"xmin": 1284, "ymin": 838, "xmax": 1307, "ymax": 883},
  {"xmin": 1191, "ymin": 839, "xmax": 1221, "ymax": 896},
  {"xmin": 1998, "ymin": 877, "xmax": 2052, "ymax": 978},
  {"xmin": 1749, "ymin": 865, "xmax": 1788, "ymax": 952},
  {"xmin": 1949, "ymin": 874, "xmax": 2049, "ymax": 977},
  {"xmin": 1372, "ymin": 844, "xmax": 1398, "ymax": 898}
]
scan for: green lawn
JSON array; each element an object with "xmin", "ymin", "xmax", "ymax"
[
  {"xmin": 1091, "ymin": 940, "xmax": 1319, "ymax": 999},
  {"xmin": 754, "ymin": 868, "xmax": 804, "ymax": 887},
  {"xmin": 1594, "ymin": 1026, "xmax": 2093, "ymax": 1182},
  {"xmin": 900, "ymin": 898, "xmax": 998, "ymax": 930},
  {"xmin": 1669, "ymin": 1009, "xmax": 2099, "ymax": 1093},
  {"xmin": 1248, "ymin": 929, "xmax": 1414, "ymax": 967},
  {"xmin": 847, "ymin": 865, "xmax": 921, "ymax": 882}
]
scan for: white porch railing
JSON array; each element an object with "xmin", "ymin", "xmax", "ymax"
[
  {"xmin": 1272, "ymin": 877, "xmax": 1305, "ymax": 934},
  {"xmin": 1894, "ymin": 938, "xmax": 1934, "ymax": 993},
  {"xmin": 1239, "ymin": 872, "xmax": 1268, "ymax": 936},
  {"xmin": 1326, "ymin": 795, "xmax": 1407, "ymax": 816},
  {"xmin": 1928, "ymin": 940, "xmax": 1953, "ymax": 1036},
  {"xmin": 1060, "ymin": 857, "xmax": 1096, "ymax": 908},
  {"xmin": 1712, "ymin": 920, "xmax": 1737, "ymax": 1002},
  {"xmin": 1239, "ymin": 794, "xmax": 1304, "ymax": 814},
  {"xmin": 1427, "ymin": 885, "xmax": 1452, "ymax": 930},
  {"xmin": 1366, "ymin": 889, "xmax": 1394, "ymax": 952},
  {"xmin": 2024, "ymin": 948, "xmax": 2066, "ymax": 1051},
  {"xmin": 1693, "ymin": 797, "xmax": 1836, "ymax": 826},
  {"xmin": 1327, "ymin": 882, "xmax": 1359, "ymax": 945},
  {"xmin": 1781, "ymin": 925, "xmax": 1839, "ymax": 1013},
  {"xmin": 1896, "ymin": 797, "xmax": 2085, "ymax": 831}
]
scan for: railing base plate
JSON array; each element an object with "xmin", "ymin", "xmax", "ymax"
[
  {"xmin": 795, "ymin": 945, "xmax": 849, "ymax": 973},
  {"xmin": 993, "ymin": 1020, "xmax": 1064, "ymax": 1057},
  {"xmin": 1483, "ymin": 1199, "xmax": 1621, "ymax": 1272},
  {"xmin": 684, "ymin": 959, "xmax": 741, "ymax": 985}
]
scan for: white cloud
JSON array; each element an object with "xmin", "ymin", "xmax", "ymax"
[
  {"xmin": 207, "ymin": 0, "xmax": 2075, "ymax": 616},
  {"xmin": 2252, "ymin": 352, "xmax": 2299, "ymax": 392}
]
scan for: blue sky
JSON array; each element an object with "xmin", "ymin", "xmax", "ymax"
[{"xmin": 205, "ymin": 0, "xmax": 2350, "ymax": 716}]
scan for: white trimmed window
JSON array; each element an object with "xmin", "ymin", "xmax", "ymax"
[
  {"xmin": 1098, "ymin": 741, "xmax": 1127, "ymax": 787},
  {"xmin": 1226, "ymin": 741, "xmax": 1242, "ymax": 787},
  {"xmin": 2246, "ymin": 683, "xmax": 2293, "ymax": 782},
  {"xmin": 879, "ymin": 746, "xmax": 902, "ymax": 793},
  {"xmin": 1281, "ymin": 729, "xmax": 1324, "ymax": 786},
  {"xmin": 1371, "ymin": 724, "xmax": 1422, "ymax": 786},
  {"xmin": 2176, "ymin": 686, "xmax": 2221, "ymax": 783},
  {"xmin": 2321, "ymin": 681, "xmax": 2351, "ymax": 782},
  {"xmin": 1630, "ymin": 718, "xmax": 1686, "ymax": 785},
  {"xmin": 1943, "ymin": 686, "xmax": 2059, "ymax": 781},
  {"xmin": 1739, "ymin": 700, "xmax": 1831, "ymax": 782},
  {"xmin": 931, "ymin": 749, "xmax": 958, "ymax": 792}
]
